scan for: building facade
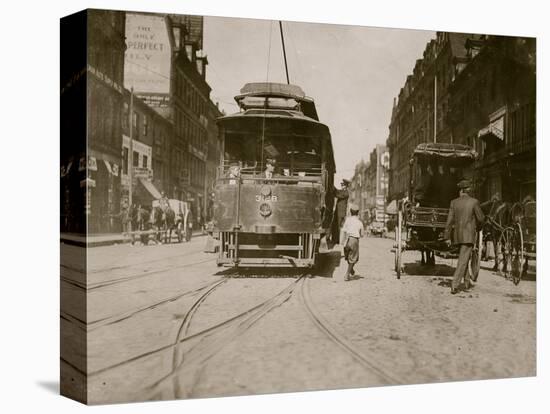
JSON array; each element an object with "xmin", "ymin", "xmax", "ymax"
[
  {"xmin": 349, "ymin": 160, "xmax": 369, "ymax": 223},
  {"xmin": 121, "ymin": 89, "xmax": 173, "ymax": 208},
  {"xmin": 386, "ymin": 32, "xmax": 479, "ymax": 203},
  {"xmin": 387, "ymin": 32, "xmax": 535, "ymax": 205},
  {"xmin": 349, "ymin": 144, "xmax": 390, "ymax": 224},
  {"xmin": 448, "ymin": 35, "xmax": 536, "ymax": 202},
  {"xmin": 124, "ymin": 12, "xmax": 216, "ymax": 227},
  {"xmin": 87, "ymin": 10, "xmax": 126, "ymax": 234}
]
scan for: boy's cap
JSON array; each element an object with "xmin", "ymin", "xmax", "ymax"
[{"xmin": 349, "ymin": 203, "xmax": 359, "ymax": 212}]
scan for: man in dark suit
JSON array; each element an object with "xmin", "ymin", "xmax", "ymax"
[
  {"xmin": 331, "ymin": 179, "xmax": 350, "ymax": 244},
  {"xmin": 444, "ymin": 179, "xmax": 485, "ymax": 294}
]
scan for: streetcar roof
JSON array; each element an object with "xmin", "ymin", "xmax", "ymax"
[
  {"xmin": 234, "ymin": 82, "xmax": 319, "ymax": 120},
  {"xmin": 412, "ymin": 143, "xmax": 477, "ymax": 160},
  {"xmin": 237, "ymin": 82, "xmax": 307, "ymax": 100}
]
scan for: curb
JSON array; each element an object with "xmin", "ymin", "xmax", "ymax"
[{"xmin": 60, "ymin": 232, "xmax": 207, "ymax": 248}]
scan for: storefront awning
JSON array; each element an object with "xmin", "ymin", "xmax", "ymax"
[
  {"xmin": 138, "ymin": 178, "xmax": 162, "ymax": 199},
  {"xmin": 478, "ymin": 108, "xmax": 505, "ymax": 141}
]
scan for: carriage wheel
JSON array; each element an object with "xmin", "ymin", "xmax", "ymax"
[
  {"xmin": 498, "ymin": 230, "xmax": 512, "ymax": 279},
  {"xmin": 469, "ymin": 230, "xmax": 483, "ymax": 282},
  {"xmin": 511, "ymin": 223, "xmax": 525, "ymax": 285},
  {"xmin": 395, "ymin": 210, "xmax": 403, "ymax": 279}
]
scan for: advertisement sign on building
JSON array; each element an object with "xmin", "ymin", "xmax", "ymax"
[{"xmin": 124, "ymin": 13, "xmax": 171, "ymax": 94}]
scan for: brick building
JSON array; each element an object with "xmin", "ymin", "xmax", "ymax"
[
  {"xmin": 121, "ymin": 89, "xmax": 173, "ymax": 208},
  {"xmin": 349, "ymin": 160, "xmax": 369, "ymax": 222},
  {"xmin": 124, "ymin": 12, "xmax": 217, "ymax": 225},
  {"xmin": 387, "ymin": 33, "xmax": 535, "ymax": 205},
  {"xmin": 448, "ymin": 36, "xmax": 536, "ymax": 202},
  {"xmin": 60, "ymin": 10, "xmax": 126, "ymax": 235},
  {"xmin": 386, "ymin": 32, "xmax": 479, "ymax": 203},
  {"xmin": 349, "ymin": 144, "xmax": 390, "ymax": 224}
]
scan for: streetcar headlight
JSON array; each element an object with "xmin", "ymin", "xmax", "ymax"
[{"xmin": 259, "ymin": 203, "xmax": 272, "ymax": 217}]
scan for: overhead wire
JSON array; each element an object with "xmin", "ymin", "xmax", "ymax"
[{"xmin": 260, "ymin": 20, "xmax": 274, "ymax": 170}]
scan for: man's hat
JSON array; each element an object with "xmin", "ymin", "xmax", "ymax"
[
  {"xmin": 341, "ymin": 178, "xmax": 351, "ymax": 185},
  {"xmin": 457, "ymin": 179, "xmax": 472, "ymax": 189},
  {"xmin": 349, "ymin": 203, "xmax": 359, "ymax": 212},
  {"xmin": 266, "ymin": 158, "xmax": 276, "ymax": 165}
]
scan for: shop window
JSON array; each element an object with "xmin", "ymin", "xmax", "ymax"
[
  {"xmin": 143, "ymin": 155, "xmax": 148, "ymax": 169},
  {"xmin": 133, "ymin": 151, "xmax": 139, "ymax": 167}
]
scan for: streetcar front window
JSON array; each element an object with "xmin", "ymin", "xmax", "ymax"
[{"xmin": 223, "ymin": 133, "xmax": 322, "ymax": 177}]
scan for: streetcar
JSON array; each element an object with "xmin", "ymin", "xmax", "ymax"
[
  {"xmin": 211, "ymin": 82, "xmax": 336, "ymax": 267},
  {"xmin": 393, "ymin": 143, "xmax": 482, "ymax": 279}
]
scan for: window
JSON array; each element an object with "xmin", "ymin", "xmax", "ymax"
[
  {"xmin": 123, "ymin": 103, "xmax": 129, "ymax": 128},
  {"xmin": 133, "ymin": 151, "xmax": 139, "ymax": 167},
  {"xmin": 173, "ymin": 26, "xmax": 181, "ymax": 50},
  {"xmin": 143, "ymin": 116, "xmax": 148, "ymax": 136},
  {"xmin": 185, "ymin": 44, "xmax": 193, "ymax": 61},
  {"xmin": 132, "ymin": 111, "xmax": 138, "ymax": 137},
  {"xmin": 142, "ymin": 155, "xmax": 148, "ymax": 169},
  {"xmin": 122, "ymin": 147, "xmax": 129, "ymax": 175}
]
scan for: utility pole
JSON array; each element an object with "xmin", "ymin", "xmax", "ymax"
[
  {"xmin": 433, "ymin": 74, "xmax": 437, "ymax": 143},
  {"xmin": 128, "ymin": 87, "xmax": 134, "ymax": 231}
]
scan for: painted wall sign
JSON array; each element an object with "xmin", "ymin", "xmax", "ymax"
[{"xmin": 124, "ymin": 13, "xmax": 171, "ymax": 94}]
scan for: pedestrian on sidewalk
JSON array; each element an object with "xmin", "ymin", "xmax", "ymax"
[
  {"xmin": 444, "ymin": 179, "xmax": 485, "ymax": 294},
  {"xmin": 342, "ymin": 203, "xmax": 364, "ymax": 281}
]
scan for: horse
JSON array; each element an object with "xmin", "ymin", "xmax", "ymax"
[
  {"xmin": 151, "ymin": 205, "xmax": 177, "ymax": 243},
  {"xmin": 132, "ymin": 206, "xmax": 152, "ymax": 245},
  {"xmin": 150, "ymin": 206, "xmax": 165, "ymax": 243},
  {"xmin": 480, "ymin": 198, "xmax": 512, "ymax": 272},
  {"xmin": 161, "ymin": 206, "xmax": 176, "ymax": 243}
]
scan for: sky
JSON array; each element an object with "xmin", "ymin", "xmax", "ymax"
[{"xmin": 203, "ymin": 16, "xmax": 435, "ymax": 183}]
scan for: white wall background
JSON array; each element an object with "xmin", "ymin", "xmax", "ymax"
[{"xmin": 0, "ymin": 0, "xmax": 547, "ymax": 413}]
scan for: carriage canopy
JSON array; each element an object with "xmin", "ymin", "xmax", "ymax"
[{"xmin": 411, "ymin": 143, "xmax": 477, "ymax": 162}]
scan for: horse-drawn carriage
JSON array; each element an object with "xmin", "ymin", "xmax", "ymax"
[
  {"xmin": 125, "ymin": 199, "xmax": 193, "ymax": 245},
  {"xmin": 151, "ymin": 199, "xmax": 193, "ymax": 243},
  {"xmin": 393, "ymin": 143, "xmax": 482, "ymax": 280}
]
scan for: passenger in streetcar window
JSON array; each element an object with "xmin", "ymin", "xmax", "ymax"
[
  {"xmin": 227, "ymin": 163, "xmax": 240, "ymax": 185},
  {"xmin": 264, "ymin": 158, "xmax": 276, "ymax": 179}
]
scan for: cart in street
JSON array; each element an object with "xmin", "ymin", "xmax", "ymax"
[{"xmin": 393, "ymin": 143, "xmax": 482, "ymax": 280}]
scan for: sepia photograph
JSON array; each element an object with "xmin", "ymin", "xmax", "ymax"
[{"xmin": 58, "ymin": 4, "xmax": 537, "ymax": 407}]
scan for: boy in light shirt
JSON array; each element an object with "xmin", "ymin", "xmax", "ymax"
[{"xmin": 342, "ymin": 204, "xmax": 364, "ymax": 281}]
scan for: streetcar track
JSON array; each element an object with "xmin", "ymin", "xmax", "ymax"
[
  {"xmin": 60, "ymin": 242, "xmax": 205, "ymax": 276},
  {"xmin": 60, "ymin": 278, "xmax": 226, "ymax": 332},
  {"xmin": 171, "ymin": 278, "xmax": 229, "ymax": 397},
  {"xmin": 146, "ymin": 275, "xmax": 305, "ymax": 398},
  {"xmin": 60, "ymin": 257, "xmax": 217, "ymax": 291},
  {"xmin": 86, "ymin": 275, "xmax": 305, "ymax": 378},
  {"xmin": 300, "ymin": 277, "xmax": 402, "ymax": 385}
]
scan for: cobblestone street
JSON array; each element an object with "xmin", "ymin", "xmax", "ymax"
[{"xmin": 60, "ymin": 235, "xmax": 536, "ymax": 404}]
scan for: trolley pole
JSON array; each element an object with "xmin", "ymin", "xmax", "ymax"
[
  {"xmin": 279, "ymin": 21, "xmax": 290, "ymax": 85},
  {"xmin": 128, "ymin": 87, "xmax": 134, "ymax": 231}
]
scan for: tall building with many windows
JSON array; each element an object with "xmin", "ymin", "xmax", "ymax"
[
  {"xmin": 124, "ymin": 12, "xmax": 215, "ymax": 222},
  {"xmin": 386, "ymin": 32, "xmax": 478, "ymax": 203},
  {"xmin": 61, "ymin": 10, "xmax": 126, "ymax": 234}
]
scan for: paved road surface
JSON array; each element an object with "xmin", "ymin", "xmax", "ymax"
[{"xmin": 60, "ymin": 235, "xmax": 536, "ymax": 404}]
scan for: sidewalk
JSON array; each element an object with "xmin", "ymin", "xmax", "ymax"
[{"xmin": 60, "ymin": 230, "xmax": 206, "ymax": 247}]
